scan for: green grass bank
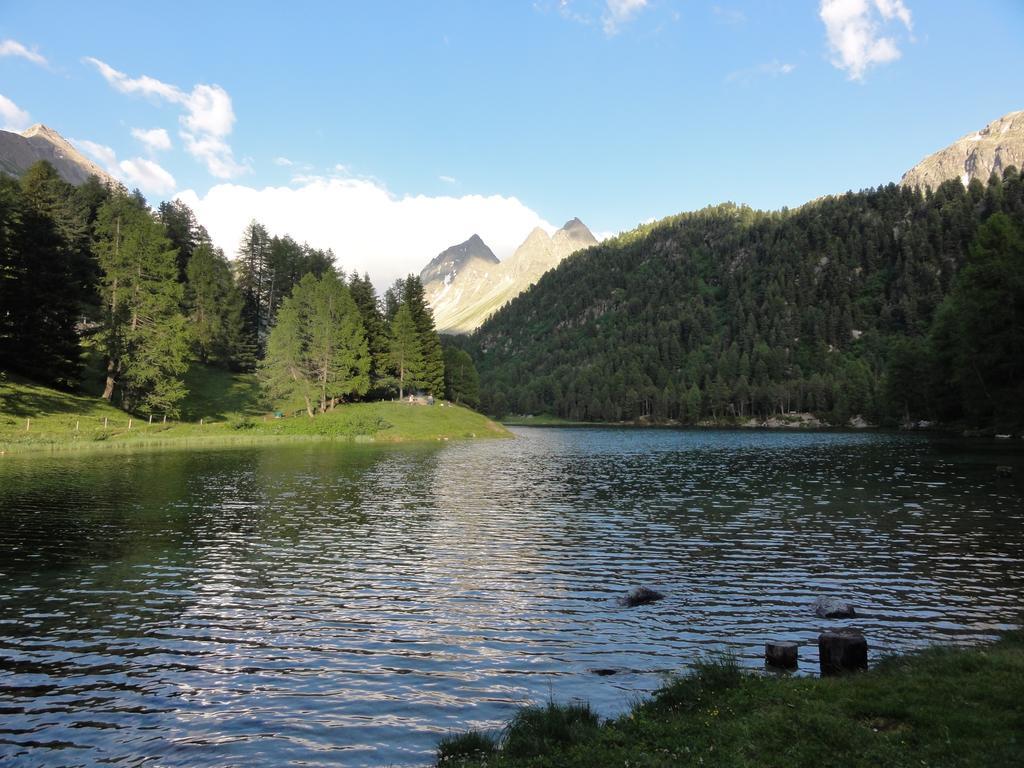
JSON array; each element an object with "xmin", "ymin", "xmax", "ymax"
[
  {"xmin": 438, "ymin": 634, "xmax": 1024, "ymax": 767},
  {"xmin": 0, "ymin": 372, "xmax": 510, "ymax": 453}
]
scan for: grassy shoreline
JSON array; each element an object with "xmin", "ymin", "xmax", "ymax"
[
  {"xmin": 438, "ymin": 634, "xmax": 1024, "ymax": 767},
  {"xmin": 0, "ymin": 375, "xmax": 510, "ymax": 454}
]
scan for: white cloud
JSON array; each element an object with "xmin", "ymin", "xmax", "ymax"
[
  {"xmin": 75, "ymin": 139, "xmax": 119, "ymax": 170},
  {"xmin": 176, "ymin": 178, "xmax": 556, "ymax": 292},
  {"xmin": 602, "ymin": 0, "xmax": 649, "ymax": 35},
  {"xmin": 74, "ymin": 138, "xmax": 176, "ymax": 195},
  {"xmin": 274, "ymin": 156, "xmax": 294, "ymax": 167},
  {"xmin": 119, "ymin": 157, "xmax": 176, "ymax": 194},
  {"xmin": 819, "ymin": 0, "xmax": 913, "ymax": 81},
  {"xmin": 0, "ymin": 39, "xmax": 47, "ymax": 66},
  {"xmin": 0, "ymin": 93, "xmax": 31, "ymax": 131},
  {"xmin": 439, "ymin": 175, "xmax": 458, "ymax": 184},
  {"xmin": 85, "ymin": 57, "xmax": 248, "ymax": 178},
  {"xmin": 131, "ymin": 127, "xmax": 172, "ymax": 152}
]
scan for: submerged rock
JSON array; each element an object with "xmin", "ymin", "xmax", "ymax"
[
  {"xmin": 813, "ymin": 597, "xmax": 857, "ymax": 619},
  {"xmin": 621, "ymin": 586, "xmax": 665, "ymax": 607}
]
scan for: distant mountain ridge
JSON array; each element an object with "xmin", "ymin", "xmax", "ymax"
[
  {"xmin": 902, "ymin": 110, "xmax": 1024, "ymax": 190},
  {"xmin": 421, "ymin": 218, "xmax": 598, "ymax": 334},
  {"xmin": 0, "ymin": 124, "xmax": 117, "ymax": 187}
]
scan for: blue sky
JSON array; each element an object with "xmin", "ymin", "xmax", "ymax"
[{"xmin": 1, "ymin": 1, "xmax": 1022, "ymax": 286}]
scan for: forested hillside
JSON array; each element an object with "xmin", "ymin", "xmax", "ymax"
[{"xmin": 469, "ymin": 171, "xmax": 1024, "ymax": 430}]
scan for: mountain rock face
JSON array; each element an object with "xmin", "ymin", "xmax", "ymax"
[
  {"xmin": 420, "ymin": 233, "xmax": 499, "ymax": 288},
  {"xmin": 422, "ymin": 218, "xmax": 598, "ymax": 334},
  {"xmin": 0, "ymin": 124, "xmax": 117, "ymax": 186},
  {"xmin": 901, "ymin": 110, "xmax": 1024, "ymax": 190}
]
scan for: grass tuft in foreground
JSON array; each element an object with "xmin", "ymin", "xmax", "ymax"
[{"xmin": 438, "ymin": 635, "xmax": 1024, "ymax": 767}]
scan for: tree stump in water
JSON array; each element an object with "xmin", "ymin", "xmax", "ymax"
[
  {"xmin": 819, "ymin": 629, "xmax": 867, "ymax": 675},
  {"xmin": 765, "ymin": 641, "xmax": 798, "ymax": 669}
]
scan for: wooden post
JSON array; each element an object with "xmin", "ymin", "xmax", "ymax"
[
  {"xmin": 163, "ymin": 414, "xmax": 167, "ymax": 424},
  {"xmin": 75, "ymin": 420, "xmax": 80, "ymax": 432},
  {"xmin": 765, "ymin": 641, "xmax": 798, "ymax": 669},
  {"xmin": 819, "ymin": 629, "xmax": 868, "ymax": 675},
  {"xmin": 128, "ymin": 418, "xmax": 132, "ymax": 430},
  {"xmin": 104, "ymin": 417, "xmax": 108, "ymax": 429},
  {"xmin": 25, "ymin": 418, "xmax": 30, "ymax": 431},
  {"xmin": 149, "ymin": 414, "xmax": 153, "ymax": 425}
]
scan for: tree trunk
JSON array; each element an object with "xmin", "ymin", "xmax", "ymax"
[
  {"xmin": 102, "ymin": 358, "xmax": 118, "ymax": 401},
  {"xmin": 304, "ymin": 395, "xmax": 315, "ymax": 418}
]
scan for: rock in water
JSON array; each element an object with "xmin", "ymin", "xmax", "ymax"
[
  {"xmin": 996, "ymin": 465, "xmax": 1013, "ymax": 478},
  {"xmin": 622, "ymin": 586, "xmax": 665, "ymax": 607},
  {"xmin": 765, "ymin": 641, "xmax": 798, "ymax": 669},
  {"xmin": 819, "ymin": 629, "xmax": 868, "ymax": 674},
  {"xmin": 813, "ymin": 597, "xmax": 857, "ymax": 619}
]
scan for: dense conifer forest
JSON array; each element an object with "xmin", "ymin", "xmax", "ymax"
[
  {"xmin": 0, "ymin": 161, "xmax": 472, "ymax": 416},
  {"xmin": 466, "ymin": 170, "xmax": 1024, "ymax": 431}
]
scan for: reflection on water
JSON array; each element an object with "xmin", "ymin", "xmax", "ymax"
[{"xmin": 0, "ymin": 428, "xmax": 1022, "ymax": 766}]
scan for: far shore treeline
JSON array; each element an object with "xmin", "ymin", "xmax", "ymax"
[
  {"xmin": 463, "ymin": 170, "xmax": 1024, "ymax": 432},
  {"xmin": 0, "ymin": 161, "xmax": 480, "ymax": 416}
]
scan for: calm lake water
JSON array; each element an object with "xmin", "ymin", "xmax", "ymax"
[{"xmin": 1, "ymin": 428, "xmax": 1022, "ymax": 766}]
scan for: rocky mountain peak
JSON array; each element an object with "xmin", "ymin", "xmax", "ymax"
[
  {"xmin": 0, "ymin": 122, "xmax": 117, "ymax": 187},
  {"xmin": 901, "ymin": 109, "xmax": 1024, "ymax": 191},
  {"xmin": 419, "ymin": 233, "xmax": 499, "ymax": 287}
]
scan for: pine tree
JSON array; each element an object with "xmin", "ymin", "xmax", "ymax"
[
  {"xmin": 348, "ymin": 272, "xmax": 390, "ymax": 387},
  {"xmin": 235, "ymin": 220, "xmax": 273, "ymax": 356},
  {"xmin": 443, "ymin": 345, "xmax": 480, "ymax": 407},
  {"xmin": 93, "ymin": 192, "xmax": 191, "ymax": 414},
  {"xmin": 185, "ymin": 242, "xmax": 246, "ymax": 367},
  {"xmin": 388, "ymin": 303, "xmax": 423, "ymax": 399},
  {"xmin": 401, "ymin": 275, "xmax": 444, "ymax": 395},
  {"xmin": 260, "ymin": 273, "xmax": 370, "ymax": 416}
]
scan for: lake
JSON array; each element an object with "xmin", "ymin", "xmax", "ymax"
[{"xmin": 1, "ymin": 428, "xmax": 1022, "ymax": 766}]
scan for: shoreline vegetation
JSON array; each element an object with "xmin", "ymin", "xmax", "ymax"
[
  {"xmin": 501, "ymin": 411, "xmax": 1021, "ymax": 438},
  {"xmin": 437, "ymin": 633, "xmax": 1024, "ymax": 767},
  {"xmin": 0, "ymin": 372, "xmax": 509, "ymax": 454}
]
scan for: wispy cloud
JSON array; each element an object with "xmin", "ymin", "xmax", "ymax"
[
  {"xmin": 712, "ymin": 6, "xmax": 746, "ymax": 25},
  {"xmin": 819, "ymin": 0, "xmax": 913, "ymax": 81},
  {"xmin": 0, "ymin": 39, "xmax": 47, "ymax": 67},
  {"xmin": 75, "ymin": 138, "xmax": 177, "ymax": 195},
  {"xmin": 0, "ymin": 93, "xmax": 31, "ymax": 131},
  {"xmin": 439, "ymin": 175, "xmax": 458, "ymax": 184},
  {"xmin": 84, "ymin": 57, "xmax": 249, "ymax": 178},
  {"xmin": 131, "ymin": 127, "xmax": 172, "ymax": 153},
  {"xmin": 602, "ymin": 0, "xmax": 649, "ymax": 35},
  {"xmin": 726, "ymin": 60, "xmax": 797, "ymax": 85},
  {"xmin": 274, "ymin": 156, "xmax": 294, "ymax": 167}
]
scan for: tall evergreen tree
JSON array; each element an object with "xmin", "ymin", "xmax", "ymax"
[
  {"xmin": 235, "ymin": 220, "xmax": 273, "ymax": 356},
  {"xmin": 185, "ymin": 242, "xmax": 246, "ymax": 368},
  {"xmin": 348, "ymin": 272, "xmax": 390, "ymax": 388},
  {"xmin": 401, "ymin": 275, "xmax": 444, "ymax": 395},
  {"xmin": 157, "ymin": 199, "xmax": 201, "ymax": 282},
  {"xmin": 260, "ymin": 272, "xmax": 370, "ymax": 416},
  {"xmin": 443, "ymin": 345, "xmax": 480, "ymax": 407},
  {"xmin": 387, "ymin": 303, "xmax": 423, "ymax": 399},
  {"xmin": 93, "ymin": 192, "xmax": 191, "ymax": 413}
]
